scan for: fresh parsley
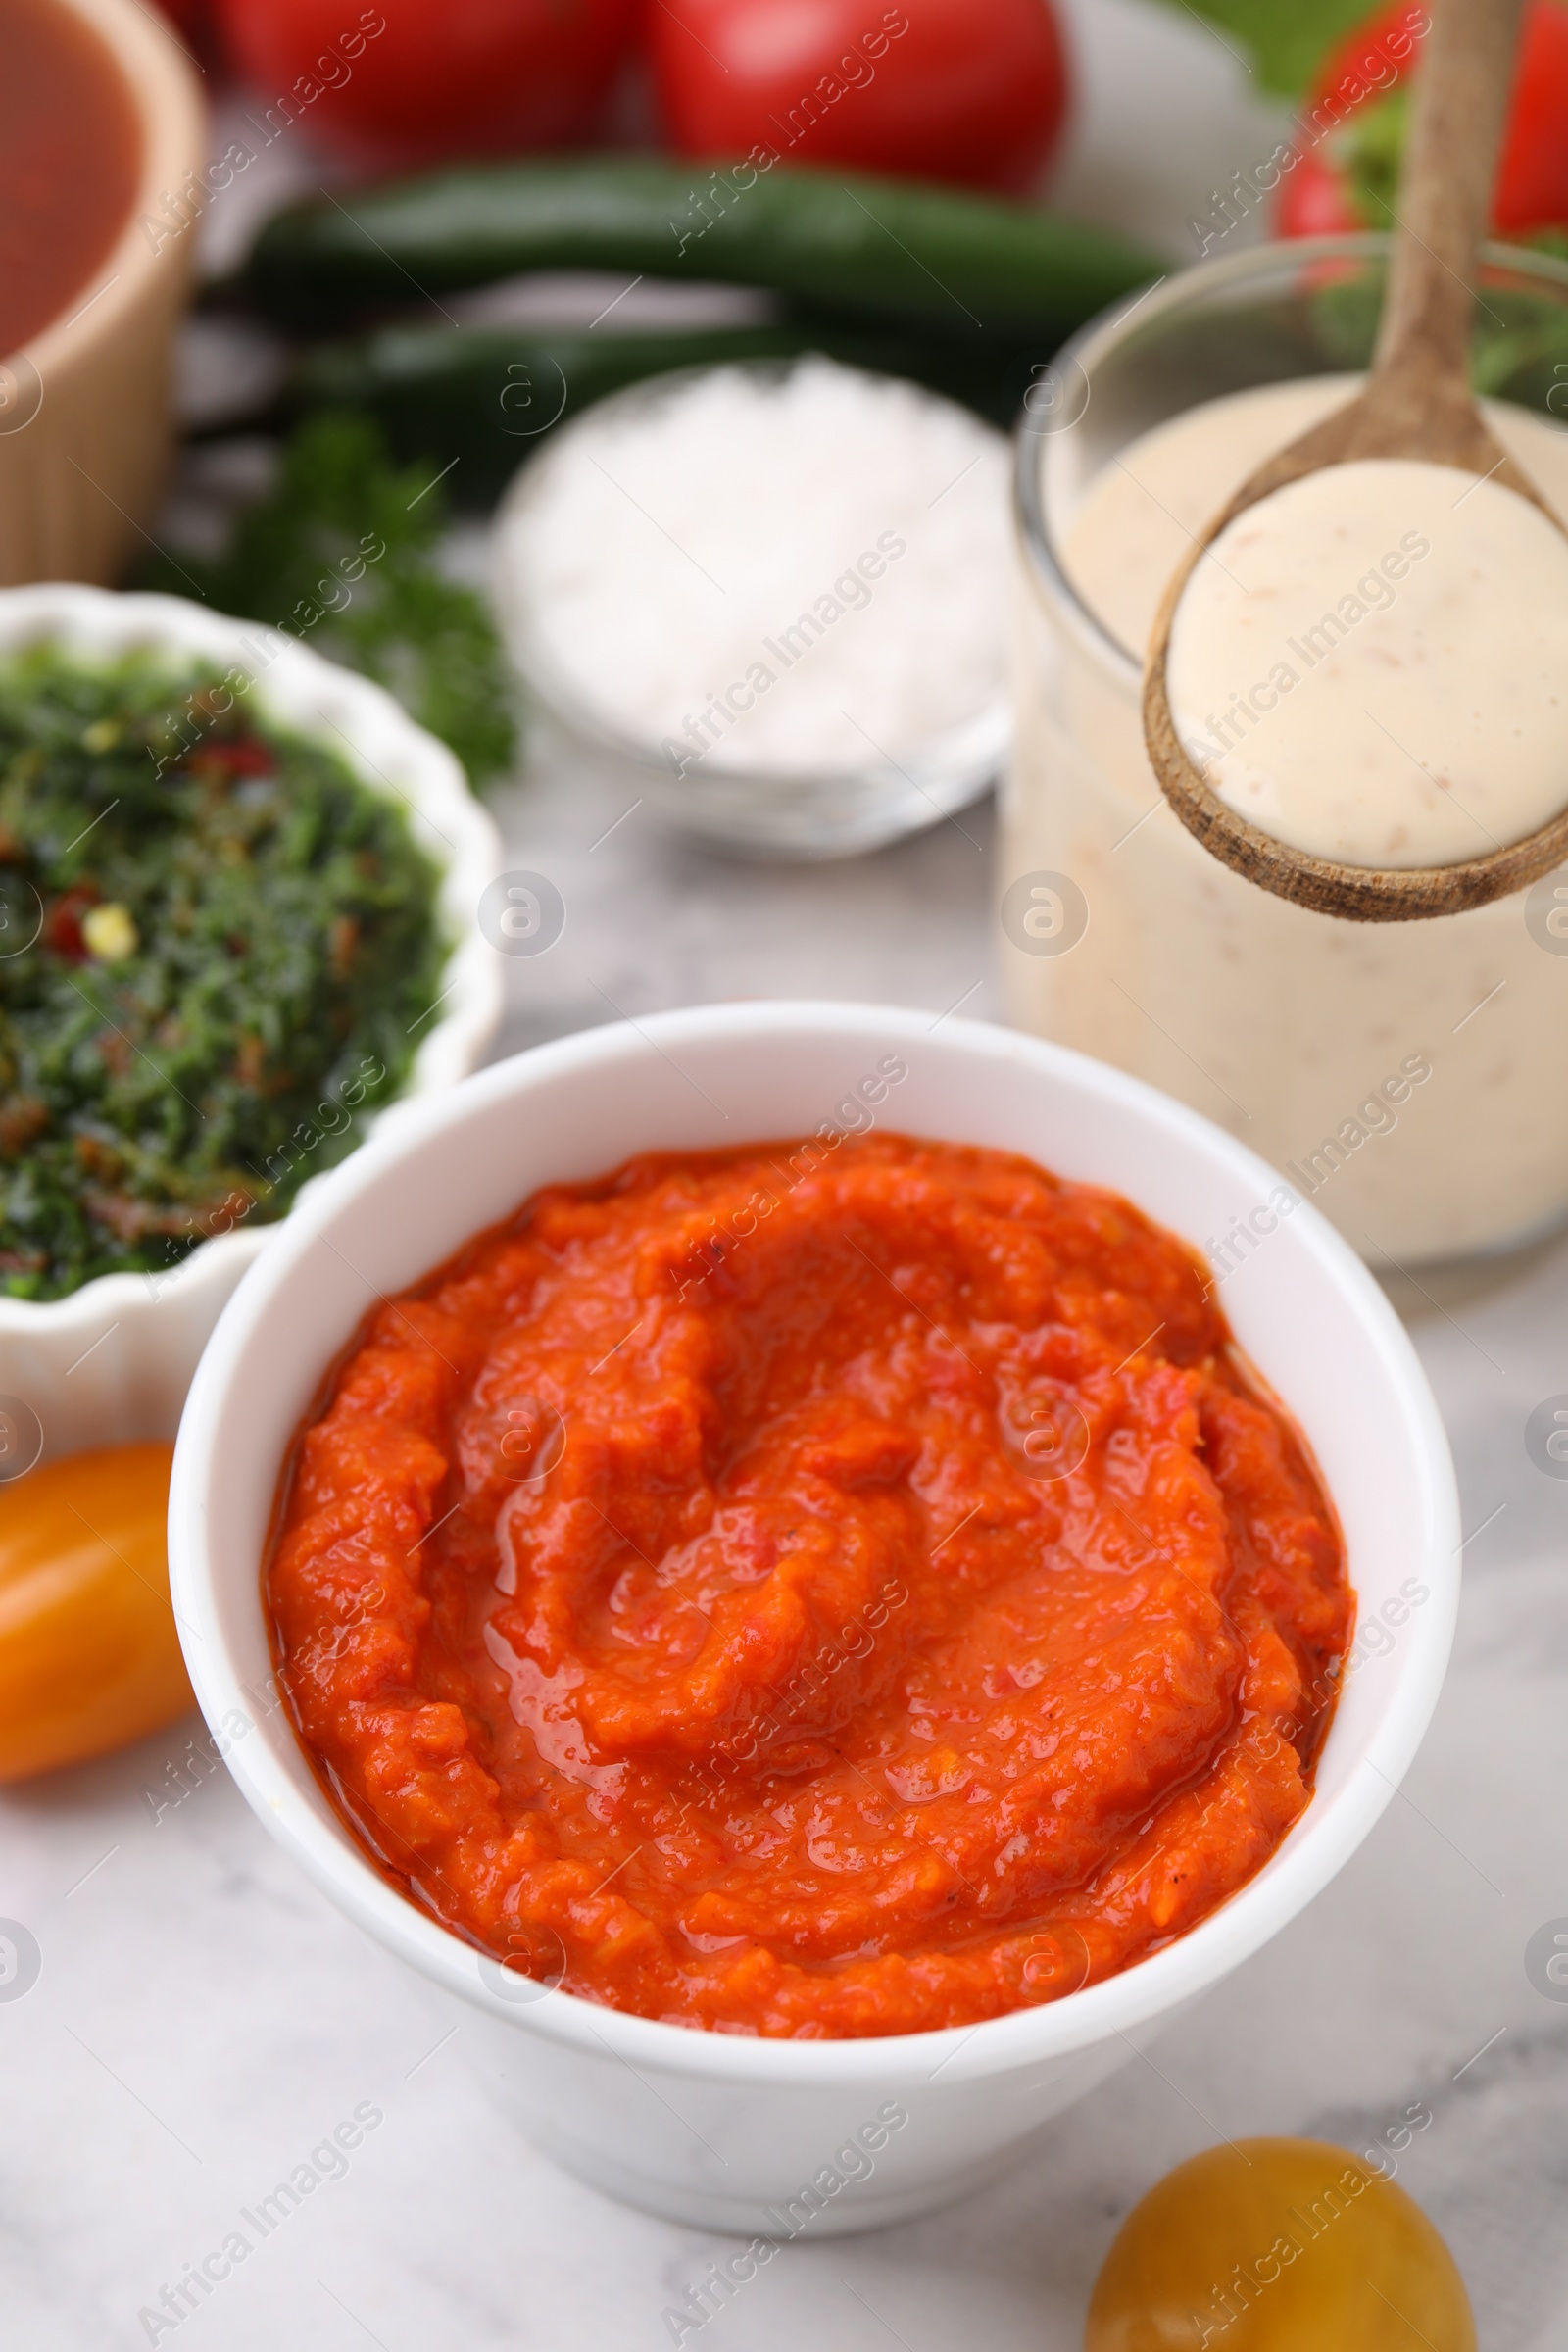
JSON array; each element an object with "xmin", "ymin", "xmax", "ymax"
[
  {"xmin": 141, "ymin": 415, "xmax": 516, "ymax": 792},
  {"xmin": 0, "ymin": 649, "xmax": 444, "ymax": 1298}
]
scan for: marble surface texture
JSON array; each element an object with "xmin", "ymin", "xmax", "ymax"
[{"xmin": 6, "ymin": 4, "xmax": 1567, "ymax": 2346}]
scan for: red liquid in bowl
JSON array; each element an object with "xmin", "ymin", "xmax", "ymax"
[{"xmin": 0, "ymin": 0, "xmax": 142, "ymax": 355}]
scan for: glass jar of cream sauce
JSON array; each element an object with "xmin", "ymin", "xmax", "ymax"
[{"xmin": 1003, "ymin": 236, "xmax": 1568, "ymax": 1271}]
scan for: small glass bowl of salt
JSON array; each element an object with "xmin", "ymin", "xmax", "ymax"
[{"xmin": 491, "ymin": 357, "xmax": 1011, "ymax": 858}]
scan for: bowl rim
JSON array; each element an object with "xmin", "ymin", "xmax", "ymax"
[
  {"xmin": 0, "ymin": 582, "xmax": 504, "ymax": 1334},
  {"xmin": 170, "ymin": 999, "xmax": 1461, "ymax": 2086}
]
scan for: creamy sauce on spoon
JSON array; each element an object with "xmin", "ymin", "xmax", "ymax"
[{"xmin": 1164, "ymin": 456, "xmax": 1568, "ymax": 869}]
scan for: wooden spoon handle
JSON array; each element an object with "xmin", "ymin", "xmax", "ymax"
[{"xmin": 1373, "ymin": 0, "xmax": 1526, "ymax": 392}]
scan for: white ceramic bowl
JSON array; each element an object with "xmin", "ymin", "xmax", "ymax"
[
  {"xmin": 491, "ymin": 363, "xmax": 1011, "ymax": 862},
  {"xmin": 169, "ymin": 1003, "xmax": 1459, "ymax": 2236},
  {"xmin": 0, "ymin": 586, "xmax": 503, "ymax": 1464}
]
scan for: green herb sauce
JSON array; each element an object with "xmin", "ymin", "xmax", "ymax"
[{"xmin": 0, "ymin": 650, "xmax": 446, "ymax": 1299}]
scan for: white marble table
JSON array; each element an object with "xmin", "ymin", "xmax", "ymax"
[{"xmin": 8, "ymin": 6, "xmax": 1568, "ymax": 2346}]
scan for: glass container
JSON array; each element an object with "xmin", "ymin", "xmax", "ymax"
[{"xmin": 1004, "ymin": 235, "xmax": 1568, "ymax": 1270}]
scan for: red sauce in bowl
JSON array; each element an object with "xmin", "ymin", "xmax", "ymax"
[
  {"xmin": 0, "ymin": 0, "xmax": 142, "ymax": 355},
  {"xmin": 268, "ymin": 1132, "xmax": 1351, "ymax": 2038}
]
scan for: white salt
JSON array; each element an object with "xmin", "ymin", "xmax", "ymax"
[{"xmin": 493, "ymin": 357, "xmax": 1008, "ymax": 774}]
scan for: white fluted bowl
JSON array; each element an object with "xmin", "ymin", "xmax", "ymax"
[{"xmin": 0, "ymin": 586, "xmax": 504, "ymax": 1461}]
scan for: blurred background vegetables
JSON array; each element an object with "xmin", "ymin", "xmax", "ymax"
[
  {"xmin": 141, "ymin": 416, "xmax": 516, "ymax": 784},
  {"xmin": 216, "ymin": 159, "xmax": 1162, "ymax": 503},
  {"xmin": 271, "ymin": 322, "xmax": 1035, "ymax": 504},
  {"xmin": 1145, "ymin": 0, "xmax": 1394, "ymax": 93},
  {"xmin": 152, "ymin": 0, "xmax": 1568, "ymax": 248},
  {"xmin": 1274, "ymin": 0, "xmax": 1568, "ymax": 243},
  {"xmin": 212, "ymin": 0, "xmax": 641, "ymax": 169},
  {"xmin": 200, "ymin": 0, "xmax": 1070, "ymax": 185},
  {"xmin": 240, "ymin": 156, "xmax": 1160, "ymax": 340},
  {"xmin": 1158, "ymin": 0, "xmax": 1568, "ymax": 245},
  {"xmin": 646, "ymin": 0, "xmax": 1071, "ymax": 195}
]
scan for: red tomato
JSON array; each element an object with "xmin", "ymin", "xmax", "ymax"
[
  {"xmin": 1496, "ymin": 0, "xmax": 1568, "ymax": 231},
  {"xmin": 1279, "ymin": 0, "xmax": 1568, "ymax": 239},
  {"xmin": 1276, "ymin": 146, "xmax": 1361, "ymax": 237},
  {"xmin": 649, "ymin": 0, "xmax": 1071, "ymax": 196},
  {"xmin": 215, "ymin": 0, "xmax": 640, "ymax": 170}
]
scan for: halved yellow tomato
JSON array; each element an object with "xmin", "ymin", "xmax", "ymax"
[{"xmin": 0, "ymin": 1443, "xmax": 193, "ymax": 1781}]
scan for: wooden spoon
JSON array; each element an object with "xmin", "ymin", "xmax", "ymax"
[{"xmin": 1142, "ymin": 0, "xmax": 1566, "ymax": 924}]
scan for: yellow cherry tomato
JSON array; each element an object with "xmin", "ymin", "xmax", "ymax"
[
  {"xmin": 1086, "ymin": 2137, "xmax": 1475, "ymax": 2351},
  {"xmin": 0, "ymin": 1442, "xmax": 193, "ymax": 1781}
]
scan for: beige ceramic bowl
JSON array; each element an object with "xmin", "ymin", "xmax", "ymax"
[{"xmin": 0, "ymin": 0, "xmax": 206, "ymax": 586}]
